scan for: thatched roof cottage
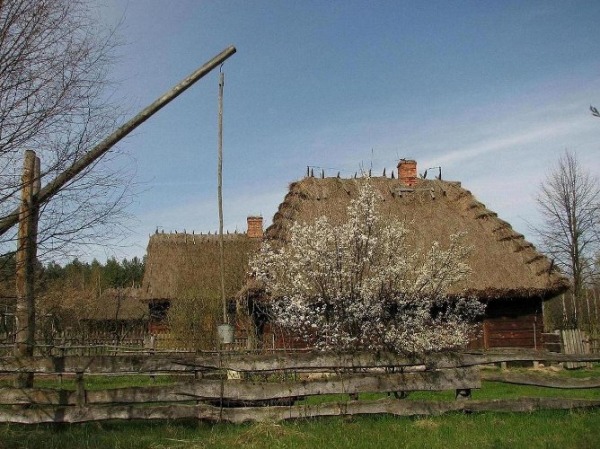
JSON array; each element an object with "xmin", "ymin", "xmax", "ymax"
[
  {"xmin": 243, "ymin": 160, "xmax": 569, "ymax": 350},
  {"xmin": 141, "ymin": 219, "xmax": 263, "ymax": 334},
  {"xmin": 83, "ymin": 287, "xmax": 147, "ymax": 322},
  {"xmin": 77, "ymin": 287, "xmax": 148, "ymax": 343}
]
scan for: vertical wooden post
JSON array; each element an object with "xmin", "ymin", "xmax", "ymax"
[
  {"xmin": 561, "ymin": 294, "xmax": 568, "ymax": 326},
  {"xmin": 75, "ymin": 372, "xmax": 86, "ymax": 407},
  {"xmin": 483, "ymin": 320, "xmax": 489, "ymax": 350},
  {"xmin": 14, "ymin": 150, "xmax": 40, "ymax": 388},
  {"xmin": 217, "ymin": 70, "xmax": 227, "ymax": 325}
]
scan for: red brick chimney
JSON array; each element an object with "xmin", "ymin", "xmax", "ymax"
[
  {"xmin": 397, "ymin": 159, "xmax": 417, "ymax": 186},
  {"xmin": 247, "ymin": 216, "xmax": 263, "ymax": 239}
]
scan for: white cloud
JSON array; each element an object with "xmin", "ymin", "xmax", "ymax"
[{"xmin": 428, "ymin": 116, "xmax": 593, "ymax": 169}]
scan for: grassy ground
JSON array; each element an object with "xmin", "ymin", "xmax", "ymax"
[
  {"xmin": 1, "ymin": 409, "xmax": 599, "ymax": 449},
  {"xmin": 1, "ymin": 366, "xmax": 600, "ymax": 448}
]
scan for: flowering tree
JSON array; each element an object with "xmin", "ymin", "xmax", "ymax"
[{"xmin": 251, "ymin": 181, "xmax": 484, "ymax": 354}]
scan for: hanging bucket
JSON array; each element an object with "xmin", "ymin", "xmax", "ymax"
[{"xmin": 218, "ymin": 324, "xmax": 234, "ymax": 344}]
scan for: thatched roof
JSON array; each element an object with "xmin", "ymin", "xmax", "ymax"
[
  {"xmin": 84, "ymin": 288, "xmax": 147, "ymax": 321},
  {"xmin": 142, "ymin": 232, "xmax": 260, "ymax": 302},
  {"xmin": 264, "ymin": 176, "xmax": 569, "ymax": 300}
]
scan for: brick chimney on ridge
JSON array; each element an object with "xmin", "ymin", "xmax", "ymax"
[
  {"xmin": 247, "ymin": 216, "xmax": 263, "ymax": 239},
  {"xmin": 397, "ymin": 159, "xmax": 417, "ymax": 186}
]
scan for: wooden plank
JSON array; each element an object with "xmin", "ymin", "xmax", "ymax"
[
  {"xmin": 541, "ymin": 333, "xmax": 561, "ymax": 353},
  {"xmin": 573, "ymin": 330, "xmax": 582, "ymax": 354},
  {"xmin": 483, "ymin": 321, "xmax": 489, "ymax": 349},
  {"xmin": 0, "ymin": 368, "xmax": 480, "ymax": 405},
  {"xmin": 1, "ymin": 397, "xmax": 600, "ymax": 424},
  {"xmin": 2, "ymin": 351, "xmax": 600, "ymax": 374},
  {"xmin": 487, "ymin": 321, "xmax": 537, "ymax": 330},
  {"xmin": 0, "ymin": 388, "xmax": 77, "ymax": 405},
  {"xmin": 561, "ymin": 330, "xmax": 589, "ymax": 369},
  {"xmin": 0, "ymin": 354, "xmax": 206, "ymax": 374},
  {"xmin": 571, "ymin": 330, "xmax": 582, "ymax": 368},
  {"xmin": 562, "ymin": 330, "xmax": 573, "ymax": 368},
  {"xmin": 567, "ymin": 330, "xmax": 574, "ymax": 353},
  {"xmin": 487, "ymin": 337, "xmax": 536, "ymax": 346}
]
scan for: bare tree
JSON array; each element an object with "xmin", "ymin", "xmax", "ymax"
[
  {"xmin": 534, "ymin": 151, "xmax": 600, "ymax": 318},
  {"xmin": 0, "ymin": 0, "xmax": 132, "ymax": 260}
]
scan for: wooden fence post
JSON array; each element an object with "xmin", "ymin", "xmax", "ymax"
[
  {"xmin": 14, "ymin": 150, "xmax": 40, "ymax": 388},
  {"xmin": 75, "ymin": 372, "xmax": 86, "ymax": 407}
]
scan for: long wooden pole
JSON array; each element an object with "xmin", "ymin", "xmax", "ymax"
[
  {"xmin": 218, "ymin": 71, "xmax": 227, "ymax": 324},
  {"xmin": 0, "ymin": 46, "xmax": 237, "ymax": 237},
  {"xmin": 14, "ymin": 150, "xmax": 40, "ymax": 388}
]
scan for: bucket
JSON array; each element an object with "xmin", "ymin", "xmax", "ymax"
[{"xmin": 217, "ymin": 324, "xmax": 234, "ymax": 344}]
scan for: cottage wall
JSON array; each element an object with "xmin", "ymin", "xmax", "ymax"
[{"xmin": 469, "ymin": 298, "xmax": 543, "ymax": 350}]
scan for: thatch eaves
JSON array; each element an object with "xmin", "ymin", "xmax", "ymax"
[
  {"xmin": 142, "ymin": 232, "xmax": 260, "ymax": 302},
  {"xmin": 264, "ymin": 176, "xmax": 569, "ymax": 300}
]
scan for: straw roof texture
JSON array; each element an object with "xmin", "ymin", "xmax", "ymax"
[
  {"xmin": 265, "ymin": 176, "xmax": 569, "ymax": 300},
  {"xmin": 84, "ymin": 287, "xmax": 147, "ymax": 321},
  {"xmin": 142, "ymin": 232, "xmax": 260, "ymax": 302}
]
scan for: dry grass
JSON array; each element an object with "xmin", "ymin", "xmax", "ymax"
[
  {"xmin": 233, "ymin": 422, "xmax": 307, "ymax": 448},
  {"xmin": 142, "ymin": 233, "xmax": 260, "ymax": 302},
  {"xmin": 412, "ymin": 417, "xmax": 440, "ymax": 430}
]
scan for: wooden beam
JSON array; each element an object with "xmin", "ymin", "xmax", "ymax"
[
  {"xmin": 1, "ymin": 397, "xmax": 599, "ymax": 424},
  {"xmin": 2, "ymin": 351, "xmax": 600, "ymax": 374},
  {"xmin": 0, "ymin": 368, "xmax": 480, "ymax": 405},
  {"xmin": 0, "ymin": 46, "xmax": 237, "ymax": 237}
]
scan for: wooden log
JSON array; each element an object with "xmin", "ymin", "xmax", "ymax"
[
  {"xmin": 217, "ymin": 70, "xmax": 227, "ymax": 326},
  {"xmin": 0, "ymin": 46, "xmax": 237, "ymax": 237},
  {"xmin": 1, "ymin": 351, "xmax": 600, "ymax": 374},
  {"xmin": 0, "ymin": 354, "xmax": 204, "ymax": 374},
  {"xmin": 0, "ymin": 368, "xmax": 480, "ymax": 405},
  {"xmin": 480, "ymin": 371, "xmax": 600, "ymax": 389},
  {"xmin": 75, "ymin": 373, "xmax": 86, "ymax": 406},
  {"xmin": 14, "ymin": 150, "xmax": 40, "ymax": 388},
  {"xmin": 1, "ymin": 397, "xmax": 600, "ymax": 424},
  {"xmin": 0, "ymin": 387, "xmax": 77, "ymax": 405}
]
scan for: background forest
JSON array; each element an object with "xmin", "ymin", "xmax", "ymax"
[{"xmin": 0, "ymin": 256, "xmax": 145, "ymax": 349}]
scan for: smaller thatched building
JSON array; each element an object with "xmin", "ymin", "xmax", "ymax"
[
  {"xmin": 241, "ymin": 160, "xmax": 569, "ymax": 350},
  {"xmin": 79, "ymin": 287, "xmax": 148, "ymax": 341},
  {"xmin": 141, "ymin": 218, "xmax": 263, "ymax": 344}
]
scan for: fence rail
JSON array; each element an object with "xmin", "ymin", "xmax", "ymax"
[{"xmin": 0, "ymin": 349, "xmax": 599, "ymax": 424}]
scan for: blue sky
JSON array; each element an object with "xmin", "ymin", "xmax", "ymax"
[{"xmin": 92, "ymin": 0, "xmax": 600, "ymax": 262}]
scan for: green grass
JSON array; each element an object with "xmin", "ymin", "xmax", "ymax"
[
  {"xmin": 1, "ymin": 410, "xmax": 600, "ymax": 449},
  {"xmin": 299, "ymin": 366, "xmax": 600, "ymax": 404},
  {"xmin": 2, "ymin": 366, "xmax": 600, "ymax": 448}
]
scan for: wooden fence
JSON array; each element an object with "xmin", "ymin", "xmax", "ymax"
[
  {"xmin": 0, "ymin": 341, "xmax": 149, "ymax": 357},
  {"xmin": 1, "ymin": 350, "xmax": 600, "ymax": 424},
  {"xmin": 560, "ymin": 329, "xmax": 593, "ymax": 368}
]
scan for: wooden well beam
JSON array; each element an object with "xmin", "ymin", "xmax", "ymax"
[{"xmin": 0, "ymin": 46, "xmax": 237, "ymax": 236}]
